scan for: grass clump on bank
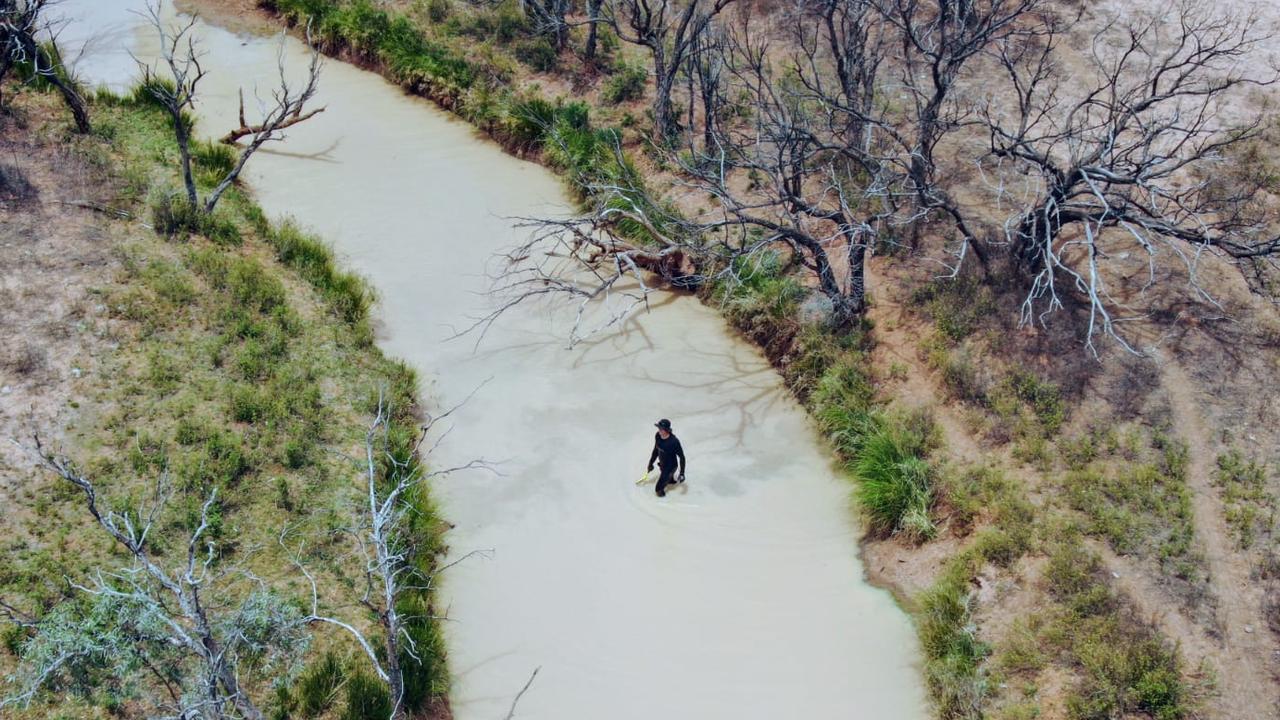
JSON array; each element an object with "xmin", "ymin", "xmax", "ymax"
[
  {"xmin": 852, "ymin": 422, "xmax": 938, "ymax": 540},
  {"xmin": 919, "ymin": 553, "xmax": 992, "ymax": 719}
]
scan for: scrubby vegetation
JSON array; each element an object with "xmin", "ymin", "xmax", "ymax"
[
  {"xmin": 1215, "ymin": 450, "xmax": 1276, "ymax": 550},
  {"xmin": 0, "ymin": 76, "xmax": 449, "ymax": 718}
]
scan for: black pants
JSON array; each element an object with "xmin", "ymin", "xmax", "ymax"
[{"xmin": 656, "ymin": 464, "xmax": 677, "ymax": 496}]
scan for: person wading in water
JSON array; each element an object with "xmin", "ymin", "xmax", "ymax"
[{"xmin": 647, "ymin": 418, "xmax": 686, "ymax": 497}]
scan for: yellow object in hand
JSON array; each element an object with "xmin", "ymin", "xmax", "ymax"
[{"xmin": 636, "ymin": 471, "xmax": 650, "ymax": 485}]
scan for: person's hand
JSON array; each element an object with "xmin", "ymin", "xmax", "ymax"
[
  {"xmin": 679, "ymin": 472, "xmax": 686, "ymax": 482},
  {"xmin": 647, "ymin": 465, "xmax": 654, "ymax": 473}
]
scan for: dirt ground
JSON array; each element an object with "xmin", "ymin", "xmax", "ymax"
[{"xmin": 0, "ymin": 99, "xmax": 124, "ymax": 507}]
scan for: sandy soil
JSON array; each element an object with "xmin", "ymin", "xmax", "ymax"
[
  {"xmin": 1158, "ymin": 360, "xmax": 1280, "ymax": 718},
  {"xmin": 0, "ymin": 104, "xmax": 121, "ymax": 506}
]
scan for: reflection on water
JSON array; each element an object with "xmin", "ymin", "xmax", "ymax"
[{"xmin": 58, "ymin": 2, "xmax": 929, "ymax": 717}]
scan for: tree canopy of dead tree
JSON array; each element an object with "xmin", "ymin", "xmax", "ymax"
[
  {"xmin": 0, "ymin": 0, "xmax": 91, "ymax": 132},
  {"xmin": 483, "ymin": 0, "xmax": 1047, "ymax": 337},
  {"xmin": 882, "ymin": 0, "xmax": 1052, "ymax": 250},
  {"xmin": 981, "ymin": 1, "xmax": 1280, "ymax": 352},
  {"xmin": 1, "ymin": 440, "xmax": 310, "ymax": 720},
  {"xmin": 481, "ymin": 0, "xmax": 1280, "ymax": 355}
]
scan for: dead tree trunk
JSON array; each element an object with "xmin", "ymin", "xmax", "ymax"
[
  {"xmin": 606, "ymin": 0, "xmax": 734, "ymax": 142},
  {"xmin": 2, "ymin": 0, "xmax": 91, "ymax": 132},
  {"xmin": 584, "ymin": 0, "xmax": 603, "ymax": 60}
]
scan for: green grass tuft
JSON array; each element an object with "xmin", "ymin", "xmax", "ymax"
[
  {"xmin": 602, "ymin": 61, "xmax": 647, "ymax": 104},
  {"xmin": 851, "ymin": 422, "xmax": 936, "ymax": 540}
]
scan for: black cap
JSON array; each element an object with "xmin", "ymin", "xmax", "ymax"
[{"xmin": 655, "ymin": 418, "xmax": 672, "ymax": 430}]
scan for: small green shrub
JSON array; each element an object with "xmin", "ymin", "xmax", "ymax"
[
  {"xmin": 296, "ymin": 650, "xmax": 344, "ymax": 717},
  {"xmin": 852, "ymin": 423, "xmax": 936, "ymax": 540},
  {"xmin": 282, "ymin": 433, "xmax": 312, "ymax": 469},
  {"xmin": 911, "ymin": 277, "xmax": 995, "ymax": 342},
  {"xmin": 1005, "ymin": 369, "xmax": 1064, "ymax": 435},
  {"xmin": 150, "ymin": 194, "xmax": 201, "ymax": 238},
  {"xmin": 602, "ymin": 61, "xmax": 647, "ymax": 104},
  {"xmin": 150, "ymin": 194, "xmax": 242, "ymax": 244},
  {"xmin": 997, "ymin": 616, "xmax": 1047, "ymax": 676},
  {"xmin": 513, "ymin": 37, "xmax": 558, "ymax": 72},
  {"xmin": 1214, "ymin": 449, "xmax": 1274, "ymax": 549},
  {"xmin": 426, "ymin": 0, "xmax": 449, "ymax": 22},
  {"xmin": 716, "ymin": 251, "xmax": 806, "ymax": 324},
  {"xmin": 142, "ymin": 259, "xmax": 197, "ymax": 306},
  {"xmin": 191, "ymin": 140, "xmax": 236, "ymax": 186},
  {"xmin": 269, "ymin": 682, "xmax": 296, "ymax": 720},
  {"xmin": 226, "ymin": 259, "xmax": 288, "ymax": 314},
  {"xmin": 341, "ymin": 668, "xmax": 392, "ymax": 720},
  {"xmin": 175, "ymin": 417, "xmax": 209, "ymax": 445},
  {"xmin": 506, "ymin": 95, "xmax": 557, "ymax": 149},
  {"xmin": 230, "ymin": 384, "xmax": 270, "ymax": 424},
  {"xmin": 275, "ymin": 476, "xmax": 295, "ymax": 512},
  {"xmin": 930, "ymin": 342, "xmax": 987, "ymax": 403}
]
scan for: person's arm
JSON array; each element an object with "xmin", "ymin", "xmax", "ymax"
[
  {"xmin": 676, "ymin": 438, "xmax": 686, "ymax": 478},
  {"xmin": 647, "ymin": 434, "xmax": 659, "ymax": 471}
]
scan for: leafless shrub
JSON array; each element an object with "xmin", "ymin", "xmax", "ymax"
[
  {"xmin": 0, "ymin": 160, "xmax": 36, "ymax": 206},
  {"xmin": 1, "ymin": 341, "xmax": 47, "ymax": 376}
]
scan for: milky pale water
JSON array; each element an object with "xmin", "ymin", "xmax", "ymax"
[{"xmin": 57, "ymin": 3, "xmax": 928, "ymax": 716}]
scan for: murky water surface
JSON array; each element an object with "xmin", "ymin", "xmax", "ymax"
[{"xmin": 58, "ymin": 4, "xmax": 929, "ymax": 716}]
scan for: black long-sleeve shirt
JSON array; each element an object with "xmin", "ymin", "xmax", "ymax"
[{"xmin": 648, "ymin": 432, "xmax": 686, "ymax": 473}]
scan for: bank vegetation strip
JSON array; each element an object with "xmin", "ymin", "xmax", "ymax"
[{"xmin": 0, "ymin": 76, "xmax": 450, "ymax": 718}]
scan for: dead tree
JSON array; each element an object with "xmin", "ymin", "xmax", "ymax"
[
  {"xmin": 294, "ymin": 395, "xmax": 491, "ymax": 718},
  {"xmin": 1, "ymin": 441, "xmax": 312, "ymax": 720},
  {"xmin": 524, "ymin": 0, "xmax": 571, "ymax": 51},
  {"xmin": 465, "ymin": 4, "xmax": 910, "ymax": 341},
  {"xmin": 136, "ymin": 2, "xmax": 323, "ymax": 214},
  {"xmin": 0, "ymin": 0, "xmax": 91, "ymax": 132},
  {"xmin": 665, "ymin": 9, "xmax": 910, "ymax": 323},
  {"xmin": 584, "ymin": 0, "xmax": 604, "ymax": 60},
  {"xmin": 982, "ymin": 3, "xmax": 1280, "ymax": 353},
  {"xmin": 879, "ymin": 0, "xmax": 1050, "ymax": 261},
  {"xmin": 681, "ymin": 21, "xmax": 724, "ymax": 153},
  {"xmin": 604, "ymin": 0, "xmax": 734, "ymax": 141}
]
